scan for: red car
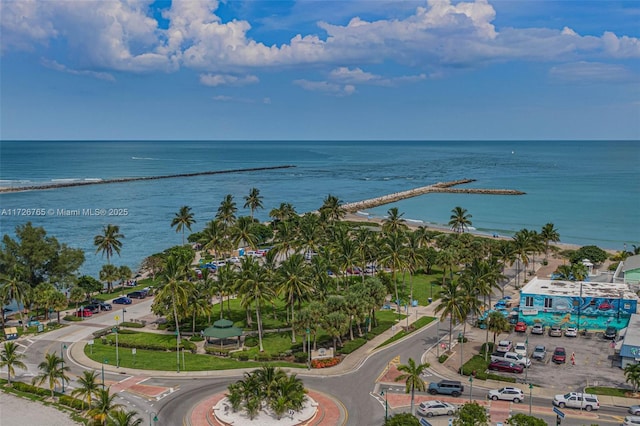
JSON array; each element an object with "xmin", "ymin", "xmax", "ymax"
[
  {"xmin": 552, "ymin": 347, "xmax": 566, "ymax": 364},
  {"xmin": 488, "ymin": 360, "xmax": 524, "ymax": 374},
  {"xmin": 75, "ymin": 308, "xmax": 93, "ymax": 318},
  {"xmin": 514, "ymin": 322, "xmax": 527, "ymax": 333}
]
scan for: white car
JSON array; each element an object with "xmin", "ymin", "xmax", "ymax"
[
  {"xmin": 514, "ymin": 342, "xmax": 527, "ymax": 357},
  {"xmin": 488, "ymin": 387, "xmax": 525, "ymax": 403},
  {"xmin": 226, "ymin": 256, "xmax": 241, "ymax": 264},
  {"xmin": 417, "ymin": 400, "xmax": 458, "ymax": 417},
  {"xmin": 553, "ymin": 392, "xmax": 600, "ymax": 411},
  {"xmin": 624, "ymin": 416, "xmax": 640, "ymax": 426},
  {"xmin": 496, "ymin": 340, "xmax": 513, "ymax": 353},
  {"xmin": 565, "ymin": 327, "xmax": 578, "ymax": 337}
]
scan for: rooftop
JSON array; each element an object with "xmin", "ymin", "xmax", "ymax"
[
  {"xmin": 521, "ymin": 277, "xmax": 638, "ymax": 300},
  {"xmin": 621, "ymin": 314, "xmax": 640, "ymax": 350}
]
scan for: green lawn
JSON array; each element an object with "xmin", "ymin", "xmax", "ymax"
[
  {"xmin": 376, "ymin": 316, "xmax": 435, "ymax": 349},
  {"xmin": 85, "ymin": 340, "xmax": 302, "ymax": 371},
  {"xmin": 585, "ymin": 386, "xmax": 632, "ymax": 397}
]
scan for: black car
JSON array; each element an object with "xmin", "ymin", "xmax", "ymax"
[
  {"xmin": 127, "ymin": 291, "xmax": 146, "ymax": 299},
  {"xmin": 603, "ymin": 326, "xmax": 617, "ymax": 340}
]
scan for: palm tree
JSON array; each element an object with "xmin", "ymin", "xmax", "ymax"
[
  {"xmin": 216, "ymin": 194, "xmax": 238, "ymax": 226},
  {"xmin": 89, "ymin": 388, "xmax": 124, "ymax": 426},
  {"xmin": 487, "ymin": 310, "xmax": 510, "ymax": 345},
  {"xmin": 243, "ymin": 187, "xmax": 264, "ymax": 220},
  {"xmin": 379, "ymin": 231, "xmax": 408, "ymax": 313},
  {"xmin": 625, "ymin": 363, "xmax": 640, "ymax": 393},
  {"xmin": 0, "ymin": 341, "xmax": 27, "ymax": 386},
  {"xmin": 99, "ymin": 264, "xmax": 120, "ymax": 293},
  {"xmin": 107, "ymin": 409, "xmax": 143, "ymax": 426},
  {"xmin": 200, "ymin": 219, "xmax": 228, "ymax": 261},
  {"xmin": 118, "ymin": 265, "xmax": 132, "ymax": 290},
  {"xmin": 448, "ymin": 206, "xmax": 472, "ymax": 233},
  {"xmin": 278, "ymin": 254, "xmax": 313, "ymax": 343},
  {"xmin": 94, "ymin": 224, "xmax": 124, "ymax": 264},
  {"xmin": 434, "ymin": 280, "xmax": 465, "ymax": 353},
  {"xmin": 171, "ymin": 206, "xmax": 196, "ymax": 245},
  {"xmin": 235, "ymin": 256, "xmax": 272, "ymax": 352},
  {"xmin": 540, "ymin": 222, "xmax": 560, "ymax": 261},
  {"xmin": 382, "ymin": 207, "xmax": 408, "ymax": 235},
  {"xmin": 32, "ymin": 352, "xmax": 70, "ymax": 398},
  {"xmin": 511, "ymin": 229, "xmax": 533, "ymax": 289},
  {"xmin": 319, "ymin": 194, "xmax": 345, "ymax": 224},
  {"xmin": 231, "ymin": 216, "xmax": 258, "ymax": 250},
  {"xmin": 0, "ymin": 264, "xmax": 30, "ymax": 330},
  {"xmin": 395, "ymin": 357, "xmax": 430, "ymax": 415},
  {"xmin": 153, "ymin": 255, "xmax": 194, "ymax": 342},
  {"xmin": 71, "ymin": 370, "xmax": 100, "ymax": 410}
]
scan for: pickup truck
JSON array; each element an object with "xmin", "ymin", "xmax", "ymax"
[{"xmin": 490, "ymin": 351, "xmax": 531, "ymax": 367}]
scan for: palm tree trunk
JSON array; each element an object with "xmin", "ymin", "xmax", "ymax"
[
  {"xmin": 410, "ymin": 385, "xmax": 415, "ymax": 415},
  {"xmin": 448, "ymin": 313, "xmax": 453, "ymax": 353},
  {"xmin": 291, "ymin": 306, "xmax": 296, "ymax": 343},
  {"xmin": 255, "ymin": 296, "xmax": 264, "ymax": 352}
]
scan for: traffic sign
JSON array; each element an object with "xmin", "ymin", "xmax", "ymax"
[
  {"xmin": 114, "ymin": 315, "xmax": 120, "ymax": 322},
  {"xmin": 553, "ymin": 407, "xmax": 565, "ymax": 418}
]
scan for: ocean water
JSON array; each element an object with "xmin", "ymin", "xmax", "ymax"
[{"xmin": 0, "ymin": 140, "xmax": 638, "ymax": 278}]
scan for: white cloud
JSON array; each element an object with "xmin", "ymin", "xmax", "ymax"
[
  {"xmin": 199, "ymin": 73, "xmax": 259, "ymax": 87},
  {"xmin": 549, "ymin": 61, "xmax": 636, "ymax": 83},
  {"xmin": 40, "ymin": 59, "xmax": 115, "ymax": 81},
  {"xmin": 293, "ymin": 79, "xmax": 356, "ymax": 96},
  {"xmin": 1, "ymin": 0, "xmax": 638, "ymax": 80}
]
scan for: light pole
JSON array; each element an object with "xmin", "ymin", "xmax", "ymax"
[
  {"xmin": 122, "ymin": 308, "xmax": 127, "ymax": 323},
  {"xmin": 459, "ymin": 331, "xmax": 464, "ymax": 376},
  {"xmin": 114, "ymin": 314, "xmax": 120, "ymax": 367},
  {"xmin": 102, "ymin": 359, "xmax": 108, "ymax": 389},
  {"xmin": 176, "ymin": 330, "xmax": 180, "ymax": 373},
  {"xmin": 468, "ymin": 376, "xmax": 473, "ymax": 402},
  {"xmin": 436, "ymin": 319, "xmax": 440, "ymax": 357},
  {"xmin": 524, "ymin": 336, "xmax": 529, "ymax": 384},
  {"xmin": 380, "ymin": 389, "xmax": 388, "ymax": 421},
  {"xmin": 149, "ymin": 411, "xmax": 158, "ymax": 425},
  {"xmin": 60, "ymin": 343, "xmax": 67, "ymax": 393},
  {"xmin": 306, "ymin": 328, "xmax": 311, "ymax": 370},
  {"xmin": 529, "ymin": 383, "xmax": 533, "ymax": 415}
]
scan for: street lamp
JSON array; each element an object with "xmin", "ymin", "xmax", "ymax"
[
  {"xmin": 60, "ymin": 343, "xmax": 67, "ymax": 393},
  {"xmin": 306, "ymin": 328, "xmax": 311, "ymax": 370},
  {"xmin": 102, "ymin": 359, "xmax": 108, "ymax": 389},
  {"xmin": 468, "ymin": 376, "xmax": 473, "ymax": 402},
  {"xmin": 122, "ymin": 308, "xmax": 127, "ymax": 323},
  {"xmin": 436, "ymin": 320, "xmax": 440, "ymax": 357},
  {"xmin": 529, "ymin": 383, "xmax": 533, "ymax": 415},
  {"xmin": 176, "ymin": 330, "xmax": 180, "ymax": 373},
  {"xmin": 149, "ymin": 411, "xmax": 158, "ymax": 425},
  {"xmin": 380, "ymin": 389, "xmax": 388, "ymax": 421}
]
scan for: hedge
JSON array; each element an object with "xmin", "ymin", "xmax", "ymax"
[
  {"xmin": 120, "ymin": 321, "xmax": 144, "ymax": 328},
  {"xmin": 12, "ymin": 382, "xmax": 51, "ymax": 397},
  {"xmin": 58, "ymin": 395, "xmax": 85, "ymax": 411}
]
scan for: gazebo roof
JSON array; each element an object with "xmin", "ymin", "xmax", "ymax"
[{"xmin": 203, "ymin": 319, "xmax": 243, "ymax": 339}]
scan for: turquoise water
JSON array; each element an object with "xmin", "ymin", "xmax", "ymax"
[{"xmin": 1, "ymin": 140, "xmax": 638, "ymax": 277}]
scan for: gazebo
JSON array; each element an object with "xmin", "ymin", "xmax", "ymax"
[{"xmin": 203, "ymin": 318, "xmax": 244, "ymax": 349}]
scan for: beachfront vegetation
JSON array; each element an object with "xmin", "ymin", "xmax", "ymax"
[
  {"xmin": 0, "ymin": 341, "xmax": 27, "ymax": 386},
  {"xmin": 394, "ymin": 357, "xmax": 429, "ymax": 415}
]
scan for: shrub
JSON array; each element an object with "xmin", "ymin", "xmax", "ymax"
[
  {"xmin": 93, "ymin": 328, "xmax": 112, "ymax": 338},
  {"xmin": 294, "ymin": 352, "xmax": 308, "ymax": 363},
  {"xmin": 438, "ymin": 354, "xmax": 448, "ymax": 363},
  {"xmin": 205, "ymin": 346, "xmax": 230, "ymax": 356},
  {"xmin": 12, "ymin": 382, "xmax": 51, "ymax": 397},
  {"xmin": 64, "ymin": 315, "xmax": 82, "ymax": 322},
  {"xmin": 117, "ymin": 329, "xmax": 138, "ymax": 334},
  {"xmin": 120, "ymin": 321, "xmax": 144, "ymax": 328},
  {"xmin": 255, "ymin": 353, "xmax": 271, "ymax": 362},
  {"xmin": 480, "ymin": 342, "xmax": 494, "ymax": 354},
  {"xmin": 58, "ymin": 395, "xmax": 85, "ymax": 410},
  {"xmin": 244, "ymin": 336, "xmax": 258, "ymax": 347},
  {"xmin": 487, "ymin": 373, "xmax": 516, "ymax": 383},
  {"xmin": 311, "ymin": 357, "xmax": 340, "ymax": 368},
  {"xmin": 237, "ymin": 354, "xmax": 250, "ymax": 361}
]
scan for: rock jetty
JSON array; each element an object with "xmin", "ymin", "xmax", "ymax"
[
  {"xmin": 0, "ymin": 165, "xmax": 296, "ymax": 193},
  {"xmin": 342, "ymin": 179, "xmax": 524, "ymax": 212}
]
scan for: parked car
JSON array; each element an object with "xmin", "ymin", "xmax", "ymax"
[
  {"xmin": 514, "ymin": 342, "xmax": 527, "ymax": 357},
  {"xmin": 565, "ymin": 326, "xmax": 578, "ymax": 337},
  {"xmin": 496, "ymin": 340, "xmax": 513, "ymax": 353},
  {"xmin": 514, "ymin": 322, "xmax": 527, "ymax": 333},
  {"xmin": 553, "ymin": 392, "xmax": 599, "ymax": 411},
  {"xmin": 552, "ymin": 347, "xmax": 566, "ymax": 364},
  {"xmin": 84, "ymin": 304, "xmax": 101, "ymax": 314},
  {"xmin": 490, "ymin": 351, "xmax": 531, "ymax": 367},
  {"xmin": 624, "ymin": 416, "xmax": 640, "ymax": 426},
  {"xmin": 531, "ymin": 323, "xmax": 544, "ymax": 335},
  {"xmin": 549, "ymin": 325, "xmax": 563, "ymax": 337},
  {"xmin": 604, "ymin": 326, "xmax": 618, "ymax": 340},
  {"xmin": 629, "ymin": 405, "xmax": 640, "ymax": 415},
  {"xmin": 488, "ymin": 360, "xmax": 524, "ymax": 374},
  {"xmin": 417, "ymin": 400, "xmax": 458, "ymax": 417},
  {"xmin": 98, "ymin": 302, "xmax": 112, "ymax": 311},
  {"xmin": 127, "ymin": 291, "xmax": 146, "ymax": 299},
  {"xmin": 428, "ymin": 380, "xmax": 464, "ymax": 397},
  {"xmin": 226, "ymin": 256, "xmax": 241, "ymax": 264},
  {"xmin": 532, "ymin": 345, "xmax": 547, "ymax": 360},
  {"xmin": 113, "ymin": 296, "xmax": 132, "ymax": 305},
  {"xmin": 75, "ymin": 308, "xmax": 93, "ymax": 318},
  {"xmin": 488, "ymin": 387, "xmax": 524, "ymax": 402}
]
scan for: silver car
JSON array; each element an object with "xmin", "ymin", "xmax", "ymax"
[
  {"xmin": 417, "ymin": 400, "xmax": 458, "ymax": 417},
  {"xmin": 532, "ymin": 345, "xmax": 546, "ymax": 360},
  {"xmin": 488, "ymin": 387, "xmax": 525, "ymax": 403},
  {"xmin": 531, "ymin": 323, "xmax": 544, "ymax": 335}
]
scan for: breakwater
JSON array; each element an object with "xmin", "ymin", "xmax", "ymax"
[
  {"xmin": 0, "ymin": 165, "xmax": 296, "ymax": 193},
  {"xmin": 342, "ymin": 179, "xmax": 524, "ymax": 212}
]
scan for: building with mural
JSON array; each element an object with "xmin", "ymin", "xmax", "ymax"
[
  {"xmin": 619, "ymin": 314, "xmax": 640, "ymax": 368},
  {"xmin": 517, "ymin": 277, "xmax": 638, "ymax": 331}
]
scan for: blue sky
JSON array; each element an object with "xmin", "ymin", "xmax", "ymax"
[{"xmin": 1, "ymin": 0, "xmax": 638, "ymax": 140}]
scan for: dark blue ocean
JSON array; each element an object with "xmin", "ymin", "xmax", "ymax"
[{"xmin": 1, "ymin": 140, "xmax": 638, "ymax": 277}]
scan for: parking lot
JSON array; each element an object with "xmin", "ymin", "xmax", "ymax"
[{"xmin": 501, "ymin": 327, "xmax": 627, "ymax": 392}]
